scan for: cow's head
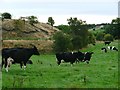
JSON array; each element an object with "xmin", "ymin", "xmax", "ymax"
[
  {"xmin": 87, "ymin": 52, "xmax": 94, "ymax": 56},
  {"xmin": 7, "ymin": 57, "xmax": 14, "ymax": 67}
]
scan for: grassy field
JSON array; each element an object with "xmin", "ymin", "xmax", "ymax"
[{"xmin": 2, "ymin": 41, "xmax": 118, "ymax": 88}]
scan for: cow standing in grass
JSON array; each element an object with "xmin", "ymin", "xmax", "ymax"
[
  {"xmin": 76, "ymin": 52, "xmax": 94, "ymax": 64},
  {"xmin": 55, "ymin": 52, "xmax": 77, "ymax": 66},
  {"xmin": 101, "ymin": 47, "xmax": 107, "ymax": 53},
  {"xmin": 104, "ymin": 41, "xmax": 111, "ymax": 45},
  {"xmin": 83, "ymin": 52, "xmax": 94, "ymax": 64},
  {"xmin": 55, "ymin": 51, "xmax": 93, "ymax": 65},
  {"xmin": 2, "ymin": 46, "xmax": 40, "ymax": 72},
  {"xmin": 108, "ymin": 46, "xmax": 118, "ymax": 51}
]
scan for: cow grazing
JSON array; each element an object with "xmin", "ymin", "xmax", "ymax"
[
  {"xmin": 75, "ymin": 51, "xmax": 85, "ymax": 63},
  {"xmin": 83, "ymin": 52, "xmax": 94, "ymax": 64},
  {"xmin": 55, "ymin": 52, "xmax": 77, "ymax": 66},
  {"xmin": 104, "ymin": 41, "xmax": 111, "ymax": 45},
  {"xmin": 2, "ymin": 46, "xmax": 39, "ymax": 72},
  {"xmin": 55, "ymin": 51, "xmax": 93, "ymax": 65},
  {"xmin": 55, "ymin": 51, "xmax": 83, "ymax": 65},
  {"xmin": 101, "ymin": 47, "xmax": 107, "ymax": 53},
  {"xmin": 108, "ymin": 46, "xmax": 118, "ymax": 51}
]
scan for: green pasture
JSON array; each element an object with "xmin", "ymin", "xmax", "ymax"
[{"xmin": 2, "ymin": 41, "xmax": 118, "ymax": 88}]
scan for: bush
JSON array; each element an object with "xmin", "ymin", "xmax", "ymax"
[
  {"xmin": 53, "ymin": 32, "xmax": 72, "ymax": 53},
  {"xmin": 104, "ymin": 34, "xmax": 114, "ymax": 41},
  {"xmin": 2, "ymin": 12, "xmax": 12, "ymax": 20},
  {"xmin": 96, "ymin": 32, "xmax": 105, "ymax": 41},
  {"xmin": 88, "ymin": 32, "xmax": 96, "ymax": 44}
]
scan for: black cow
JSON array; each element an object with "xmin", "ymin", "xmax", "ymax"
[
  {"xmin": 56, "ymin": 52, "xmax": 76, "ymax": 65},
  {"xmin": 83, "ymin": 52, "xmax": 94, "ymax": 64},
  {"xmin": 101, "ymin": 47, "xmax": 107, "ymax": 53},
  {"xmin": 76, "ymin": 52, "xmax": 94, "ymax": 64},
  {"xmin": 2, "ymin": 46, "xmax": 39, "ymax": 72},
  {"xmin": 55, "ymin": 51, "xmax": 83, "ymax": 65},
  {"xmin": 104, "ymin": 41, "xmax": 111, "ymax": 45},
  {"xmin": 55, "ymin": 51, "xmax": 93, "ymax": 65},
  {"xmin": 75, "ymin": 51, "xmax": 85, "ymax": 63}
]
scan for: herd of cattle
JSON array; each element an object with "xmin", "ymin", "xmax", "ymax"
[
  {"xmin": 101, "ymin": 41, "xmax": 118, "ymax": 53},
  {"xmin": 1, "ymin": 41, "xmax": 118, "ymax": 72}
]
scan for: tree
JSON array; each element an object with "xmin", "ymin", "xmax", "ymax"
[
  {"xmin": 1, "ymin": 12, "xmax": 12, "ymax": 20},
  {"xmin": 27, "ymin": 16, "xmax": 38, "ymax": 25},
  {"xmin": 88, "ymin": 32, "xmax": 96, "ymax": 44},
  {"xmin": 55, "ymin": 25, "xmax": 70, "ymax": 34},
  {"xmin": 48, "ymin": 17, "xmax": 55, "ymax": 26},
  {"xmin": 96, "ymin": 32, "xmax": 105, "ymax": 41},
  {"xmin": 67, "ymin": 17, "xmax": 89, "ymax": 49},
  {"xmin": 53, "ymin": 32, "xmax": 72, "ymax": 53},
  {"xmin": 71, "ymin": 36, "xmax": 82, "ymax": 50},
  {"xmin": 104, "ymin": 18, "xmax": 120, "ymax": 39}
]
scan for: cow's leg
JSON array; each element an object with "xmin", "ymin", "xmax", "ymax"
[
  {"xmin": 23, "ymin": 62, "xmax": 27, "ymax": 70},
  {"xmin": 86, "ymin": 60, "xmax": 89, "ymax": 64},
  {"xmin": 4, "ymin": 58, "xmax": 8, "ymax": 72},
  {"xmin": 75, "ymin": 60, "xmax": 79, "ymax": 64},
  {"xmin": 5, "ymin": 65, "xmax": 8, "ymax": 72},
  {"xmin": 2, "ymin": 58, "xmax": 4, "ymax": 69},
  {"xmin": 20, "ymin": 62, "xmax": 23, "ymax": 69},
  {"xmin": 70, "ymin": 62, "xmax": 74, "ymax": 66},
  {"xmin": 57, "ymin": 60, "xmax": 61, "ymax": 66}
]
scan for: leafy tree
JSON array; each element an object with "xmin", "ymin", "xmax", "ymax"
[
  {"xmin": 96, "ymin": 32, "xmax": 105, "ymax": 41},
  {"xmin": 71, "ymin": 36, "xmax": 82, "ymax": 50},
  {"xmin": 53, "ymin": 31, "xmax": 72, "ymax": 53},
  {"xmin": 104, "ymin": 18, "xmax": 120, "ymax": 39},
  {"xmin": 55, "ymin": 25, "xmax": 70, "ymax": 34},
  {"xmin": 27, "ymin": 16, "xmax": 38, "ymax": 25},
  {"xmin": 48, "ymin": 17, "xmax": 55, "ymax": 26},
  {"xmin": 67, "ymin": 17, "xmax": 88, "ymax": 49},
  {"xmin": 1, "ymin": 12, "xmax": 12, "ymax": 20},
  {"xmin": 88, "ymin": 32, "xmax": 96, "ymax": 44}
]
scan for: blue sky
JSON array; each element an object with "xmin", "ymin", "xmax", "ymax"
[{"xmin": 0, "ymin": 0, "xmax": 119, "ymax": 25}]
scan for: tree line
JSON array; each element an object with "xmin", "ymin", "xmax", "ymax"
[{"xmin": 1, "ymin": 12, "xmax": 119, "ymax": 53}]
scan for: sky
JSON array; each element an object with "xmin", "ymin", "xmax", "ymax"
[{"xmin": 0, "ymin": 0, "xmax": 119, "ymax": 25}]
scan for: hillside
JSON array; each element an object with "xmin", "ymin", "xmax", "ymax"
[
  {"xmin": 2, "ymin": 19, "xmax": 59, "ymax": 40},
  {"xmin": 1, "ymin": 19, "xmax": 60, "ymax": 52}
]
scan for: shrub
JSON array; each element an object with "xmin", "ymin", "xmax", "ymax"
[
  {"xmin": 2, "ymin": 12, "xmax": 12, "ymax": 20},
  {"xmin": 53, "ymin": 32, "xmax": 72, "ymax": 53},
  {"xmin": 88, "ymin": 32, "xmax": 96, "ymax": 44},
  {"xmin": 104, "ymin": 34, "xmax": 114, "ymax": 41},
  {"xmin": 96, "ymin": 32, "xmax": 105, "ymax": 41}
]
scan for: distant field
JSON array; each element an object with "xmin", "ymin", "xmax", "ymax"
[{"xmin": 2, "ymin": 40, "xmax": 118, "ymax": 88}]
